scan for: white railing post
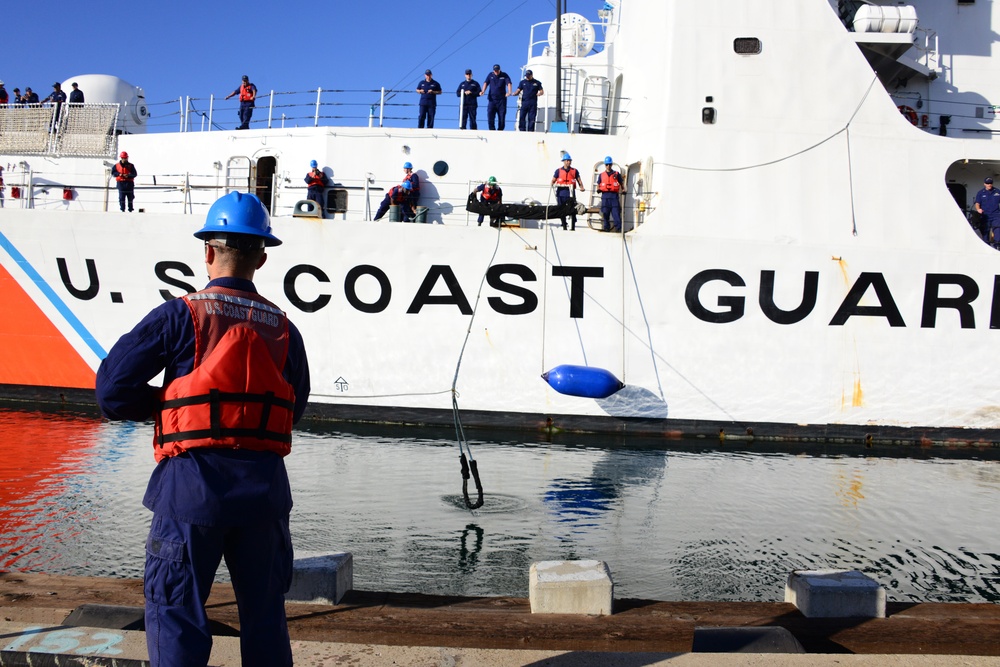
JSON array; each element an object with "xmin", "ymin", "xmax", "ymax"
[
  {"xmin": 268, "ymin": 90, "xmax": 274, "ymax": 129},
  {"xmin": 459, "ymin": 94, "xmax": 464, "ymax": 127},
  {"xmin": 315, "ymin": 88, "xmax": 322, "ymax": 127},
  {"xmin": 369, "ymin": 105, "xmax": 375, "ymax": 128},
  {"xmin": 208, "ymin": 94, "xmax": 214, "ymax": 131},
  {"xmin": 380, "ymin": 87, "xmax": 386, "ymax": 128},
  {"xmin": 178, "ymin": 98, "xmax": 184, "ymax": 132}
]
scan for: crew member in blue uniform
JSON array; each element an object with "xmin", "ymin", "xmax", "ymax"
[
  {"xmin": 373, "ymin": 180, "xmax": 414, "ymax": 221},
  {"xmin": 225, "ymin": 75, "xmax": 257, "ymax": 130},
  {"xmin": 42, "ymin": 81, "xmax": 67, "ymax": 126},
  {"xmin": 481, "ymin": 64, "xmax": 511, "ymax": 131},
  {"xmin": 402, "ymin": 162, "xmax": 419, "ymax": 219},
  {"xmin": 304, "ymin": 159, "xmax": 329, "ymax": 208},
  {"xmin": 456, "ymin": 69, "xmax": 481, "ymax": 130},
  {"xmin": 597, "ymin": 156, "xmax": 624, "ymax": 232},
  {"xmin": 112, "ymin": 151, "xmax": 137, "ymax": 212},
  {"xmin": 513, "ymin": 70, "xmax": 543, "ymax": 132},
  {"xmin": 96, "ymin": 191, "xmax": 311, "ymax": 667},
  {"xmin": 416, "ymin": 69, "xmax": 442, "ymax": 129},
  {"xmin": 550, "ymin": 154, "xmax": 585, "ymax": 230},
  {"xmin": 975, "ymin": 176, "xmax": 1000, "ymax": 247},
  {"xmin": 475, "ymin": 176, "xmax": 503, "ymax": 227}
]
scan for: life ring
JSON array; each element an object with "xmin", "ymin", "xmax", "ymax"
[{"xmin": 897, "ymin": 105, "xmax": 919, "ymax": 126}]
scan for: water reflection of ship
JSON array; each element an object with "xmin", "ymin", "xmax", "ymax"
[
  {"xmin": 543, "ymin": 449, "xmax": 667, "ymax": 532},
  {"xmin": 0, "ymin": 410, "xmax": 97, "ymax": 570}
]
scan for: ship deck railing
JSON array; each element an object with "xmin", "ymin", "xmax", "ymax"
[{"xmin": 0, "ymin": 170, "xmax": 650, "ymax": 232}]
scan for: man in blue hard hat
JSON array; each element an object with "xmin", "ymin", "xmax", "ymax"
[
  {"xmin": 597, "ymin": 156, "xmax": 624, "ymax": 232},
  {"xmin": 373, "ymin": 179, "xmax": 414, "ymax": 221},
  {"xmin": 96, "ymin": 191, "xmax": 311, "ymax": 667},
  {"xmin": 550, "ymin": 154, "xmax": 585, "ymax": 230},
  {"xmin": 304, "ymin": 159, "xmax": 329, "ymax": 210}
]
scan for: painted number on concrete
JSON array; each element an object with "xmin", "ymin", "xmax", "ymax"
[{"xmin": 2, "ymin": 626, "xmax": 125, "ymax": 655}]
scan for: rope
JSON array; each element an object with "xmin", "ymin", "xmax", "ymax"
[{"xmin": 449, "ymin": 219, "xmax": 504, "ymax": 510}]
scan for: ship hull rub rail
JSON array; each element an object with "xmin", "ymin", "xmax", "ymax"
[{"xmin": 2, "ymin": 383, "xmax": 998, "ymax": 452}]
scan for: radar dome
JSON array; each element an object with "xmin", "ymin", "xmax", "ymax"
[
  {"xmin": 547, "ymin": 13, "xmax": 596, "ymax": 58},
  {"xmin": 61, "ymin": 75, "xmax": 149, "ymax": 135}
]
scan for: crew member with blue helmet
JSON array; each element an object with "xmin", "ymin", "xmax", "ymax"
[
  {"xmin": 304, "ymin": 159, "xmax": 329, "ymax": 208},
  {"xmin": 975, "ymin": 176, "xmax": 1000, "ymax": 247},
  {"xmin": 551, "ymin": 154, "xmax": 585, "ymax": 230},
  {"xmin": 598, "ymin": 156, "xmax": 624, "ymax": 232},
  {"xmin": 456, "ymin": 69, "xmax": 481, "ymax": 130},
  {"xmin": 513, "ymin": 70, "xmax": 543, "ymax": 132},
  {"xmin": 96, "ymin": 191, "xmax": 311, "ymax": 667},
  {"xmin": 481, "ymin": 64, "xmax": 512, "ymax": 131},
  {"xmin": 416, "ymin": 69, "xmax": 442, "ymax": 129},
  {"xmin": 373, "ymin": 180, "xmax": 414, "ymax": 221}
]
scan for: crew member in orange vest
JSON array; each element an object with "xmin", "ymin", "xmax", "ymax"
[
  {"xmin": 225, "ymin": 75, "xmax": 258, "ymax": 130},
  {"xmin": 304, "ymin": 159, "xmax": 329, "ymax": 210},
  {"xmin": 475, "ymin": 176, "xmax": 503, "ymax": 227},
  {"xmin": 550, "ymin": 154, "xmax": 585, "ymax": 230},
  {"xmin": 598, "ymin": 156, "xmax": 624, "ymax": 233},
  {"xmin": 112, "ymin": 151, "xmax": 137, "ymax": 212},
  {"xmin": 96, "ymin": 192, "xmax": 311, "ymax": 667}
]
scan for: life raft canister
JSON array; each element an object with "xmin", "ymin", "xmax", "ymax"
[{"xmin": 153, "ymin": 287, "xmax": 295, "ymax": 462}]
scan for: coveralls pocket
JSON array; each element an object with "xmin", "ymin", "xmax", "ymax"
[{"xmin": 144, "ymin": 533, "xmax": 190, "ymax": 607}]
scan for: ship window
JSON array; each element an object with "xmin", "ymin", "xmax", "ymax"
[{"xmin": 734, "ymin": 38, "xmax": 762, "ymax": 55}]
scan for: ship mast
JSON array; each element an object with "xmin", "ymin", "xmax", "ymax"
[{"xmin": 555, "ymin": 0, "xmax": 563, "ymax": 124}]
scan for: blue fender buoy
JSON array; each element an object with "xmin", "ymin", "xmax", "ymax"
[{"xmin": 541, "ymin": 364, "xmax": 624, "ymax": 399}]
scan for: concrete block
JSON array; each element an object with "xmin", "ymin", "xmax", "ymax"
[
  {"xmin": 784, "ymin": 569, "xmax": 885, "ymax": 618},
  {"xmin": 287, "ymin": 551, "xmax": 353, "ymax": 605},
  {"xmin": 529, "ymin": 560, "xmax": 613, "ymax": 615}
]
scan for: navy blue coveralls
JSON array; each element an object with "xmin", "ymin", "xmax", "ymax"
[
  {"xmin": 598, "ymin": 169, "xmax": 624, "ymax": 232},
  {"xmin": 975, "ymin": 185, "xmax": 1000, "ymax": 246},
  {"xmin": 374, "ymin": 184, "xmax": 413, "ymax": 221},
  {"xmin": 416, "ymin": 77, "xmax": 442, "ymax": 128},
  {"xmin": 514, "ymin": 77, "xmax": 543, "ymax": 132},
  {"xmin": 482, "ymin": 70, "xmax": 511, "ymax": 131},
  {"xmin": 552, "ymin": 166, "xmax": 582, "ymax": 230},
  {"xmin": 456, "ymin": 78, "xmax": 481, "ymax": 130},
  {"xmin": 96, "ymin": 276, "xmax": 311, "ymax": 667}
]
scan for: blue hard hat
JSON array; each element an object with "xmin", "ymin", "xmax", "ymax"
[
  {"xmin": 402, "ymin": 181, "xmax": 412, "ymax": 190},
  {"xmin": 403, "ymin": 162, "xmax": 412, "ymax": 169},
  {"xmin": 310, "ymin": 159, "xmax": 318, "ymax": 168},
  {"xmin": 562, "ymin": 154, "xmax": 572, "ymax": 161},
  {"xmin": 604, "ymin": 156, "xmax": 613, "ymax": 165},
  {"xmin": 194, "ymin": 192, "xmax": 281, "ymax": 247}
]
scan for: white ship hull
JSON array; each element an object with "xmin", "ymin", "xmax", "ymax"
[{"xmin": 2, "ymin": 0, "xmax": 999, "ymax": 442}]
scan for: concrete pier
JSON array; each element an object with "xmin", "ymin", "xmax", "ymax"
[
  {"xmin": 529, "ymin": 560, "xmax": 614, "ymax": 615},
  {"xmin": 2, "ymin": 572, "xmax": 999, "ymax": 664},
  {"xmin": 784, "ymin": 570, "xmax": 886, "ymax": 618},
  {"xmin": 287, "ymin": 551, "xmax": 353, "ymax": 605}
]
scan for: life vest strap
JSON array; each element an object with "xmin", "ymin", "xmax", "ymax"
[
  {"xmin": 160, "ymin": 391, "xmax": 295, "ymax": 411},
  {"xmin": 157, "ymin": 428, "xmax": 293, "ymax": 445}
]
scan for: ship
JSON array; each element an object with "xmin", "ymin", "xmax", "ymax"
[{"xmin": 2, "ymin": 0, "xmax": 999, "ymax": 444}]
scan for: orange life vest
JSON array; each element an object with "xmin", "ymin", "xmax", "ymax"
[
  {"xmin": 239, "ymin": 83, "xmax": 255, "ymax": 102},
  {"xmin": 306, "ymin": 171, "xmax": 325, "ymax": 188},
  {"xmin": 153, "ymin": 287, "xmax": 294, "ymax": 462},
  {"xmin": 555, "ymin": 167, "xmax": 579, "ymax": 187},
  {"xmin": 481, "ymin": 185, "xmax": 500, "ymax": 201},
  {"xmin": 598, "ymin": 170, "xmax": 621, "ymax": 193},
  {"xmin": 114, "ymin": 162, "xmax": 134, "ymax": 182}
]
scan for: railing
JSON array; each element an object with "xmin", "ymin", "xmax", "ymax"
[
  {"xmin": 141, "ymin": 87, "xmax": 629, "ymax": 135},
  {"xmin": 0, "ymin": 104, "xmax": 119, "ymax": 156}
]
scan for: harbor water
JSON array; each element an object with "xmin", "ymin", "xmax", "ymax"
[{"xmin": 0, "ymin": 408, "xmax": 997, "ymax": 603}]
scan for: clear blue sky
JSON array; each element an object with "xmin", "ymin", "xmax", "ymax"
[{"xmin": 5, "ymin": 0, "xmax": 593, "ymax": 130}]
